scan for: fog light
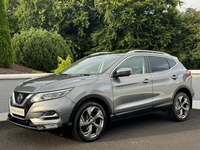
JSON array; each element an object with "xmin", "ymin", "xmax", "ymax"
[
  {"xmin": 40, "ymin": 111, "xmax": 59, "ymax": 120},
  {"xmin": 43, "ymin": 111, "xmax": 57, "ymax": 116}
]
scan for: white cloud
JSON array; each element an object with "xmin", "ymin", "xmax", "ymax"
[{"xmin": 180, "ymin": 0, "xmax": 200, "ymax": 10}]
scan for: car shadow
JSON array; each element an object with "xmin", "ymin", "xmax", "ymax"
[
  {"xmin": 100, "ymin": 109, "xmax": 200, "ymax": 142},
  {"xmin": 51, "ymin": 109, "xmax": 200, "ymax": 142},
  {"xmin": 2, "ymin": 109, "xmax": 200, "ymax": 148}
]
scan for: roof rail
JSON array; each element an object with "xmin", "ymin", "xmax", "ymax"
[
  {"xmin": 126, "ymin": 50, "xmax": 170, "ymax": 55},
  {"xmin": 89, "ymin": 52, "xmax": 113, "ymax": 56}
]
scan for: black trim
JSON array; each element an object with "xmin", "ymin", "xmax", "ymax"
[
  {"xmin": 112, "ymin": 107, "xmax": 152, "ymax": 121},
  {"xmin": 152, "ymin": 104, "xmax": 172, "ymax": 111},
  {"xmin": 7, "ymin": 114, "xmax": 71, "ymax": 130},
  {"xmin": 167, "ymin": 58, "xmax": 177, "ymax": 68},
  {"xmin": 7, "ymin": 114, "xmax": 38, "ymax": 130},
  {"xmin": 147, "ymin": 56, "xmax": 171, "ymax": 73},
  {"xmin": 69, "ymin": 94, "xmax": 113, "ymax": 124}
]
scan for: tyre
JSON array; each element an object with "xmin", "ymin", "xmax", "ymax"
[
  {"xmin": 71, "ymin": 101, "xmax": 107, "ymax": 142},
  {"xmin": 168, "ymin": 92, "xmax": 191, "ymax": 121}
]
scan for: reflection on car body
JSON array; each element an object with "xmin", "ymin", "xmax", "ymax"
[{"xmin": 8, "ymin": 50, "xmax": 194, "ymax": 142}]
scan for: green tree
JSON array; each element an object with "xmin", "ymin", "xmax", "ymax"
[
  {"xmin": 52, "ymin": 0, "xmax": 98, "ymax": 59},
  {"xmin": 0, "ymin": 0, "xmax": 14, "ymax": 68},
  {"xmin": 11, "ymin": 0, "xmax": 194, "ymax": 63},
  {"xmin": 12, "ymin": 28, "xmax": 73, "ymax": 72},
  {"xmin": 53, "ymin": 56, "xmax": 72, "ymax": 73},
  {"xmin": 91, "ymin": 0, "xmax": 181, "ymax": 53},
  {"xmin": 170, "ymin": 8, "xmax": 200, "ymax": 69},
  {"xmin": 4, "ymin": 0, "xmax": 20, "ymax": 36},
  {"xmin": 14, "ymin": 0, "xmax": 55, "ymax": 31},
  {"xmin": 14, "ymin": 0, "xmax": 98, "ymax": 59},
  {"xmin": 13, "ymin": 0, "xmax": 182, "ymax": 58}
]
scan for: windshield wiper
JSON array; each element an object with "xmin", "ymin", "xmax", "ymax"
[
  {"xmin": 79, "ymin": 74, "xmax": 91, "ymax": 76},
  {"xmin": 60, "ymin": 73, "xmax": 91, "ymax": 76}
]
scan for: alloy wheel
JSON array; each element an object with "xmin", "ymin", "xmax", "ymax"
[
  {"xmin": 175, "ymin": 95, "xmax": 190, "ymax": 120},
  {"xmin": 79, "ymin": 106, "xmax": 104, "ymax": 139}
]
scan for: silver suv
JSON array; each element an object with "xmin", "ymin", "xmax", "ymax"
[{"xmin": 8, "ymin": 50, "xmax": 194, "ymax": 141}]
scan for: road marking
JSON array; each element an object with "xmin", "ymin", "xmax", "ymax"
[
  {"xmin": 193, "ymin": 100, "xmax": 200, "ymax": 109},
  {"xmin": 0, "ymin": 113, "xmax": 7, "ymax": 122}
]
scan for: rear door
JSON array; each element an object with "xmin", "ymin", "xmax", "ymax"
[
  {"xmin": 111, "ymin": 56, "xmax": 153, "ymax": 114},
  {"xmin": 147, "ymin": 56, "xmax": 180, "ymax": 108}
]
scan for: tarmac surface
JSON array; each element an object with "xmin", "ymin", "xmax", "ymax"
[
  {"xmin": 0, "ymin": 109, "xmax": 200, "ymax": 150},
  {"xmin": 1, "ymin": 72, "xmax": 200, "ymax": 149}
]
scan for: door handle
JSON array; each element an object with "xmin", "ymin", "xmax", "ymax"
[
  {"xmin": 143, "ymin": 78, "xmax": 150, "ymax": 84},
  {"xmin": 171, "ymin": 75, "xmax": 178, "ymax": 80}
]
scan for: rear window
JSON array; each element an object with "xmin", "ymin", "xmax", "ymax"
[
  {"xmin": 168, "ymin": 58, "xmax": 176, "ymax": 68},
  {"xmin": 148, "ymin": 56, "xmax": 170, "ymax": 73}
]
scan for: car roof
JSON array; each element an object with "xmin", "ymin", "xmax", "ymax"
[
  {"xmin": 90, "ymin": 50, "xmax": 171, "ymax": 57},
  {"xmin": 126, "ymin": 50, "xmax": 170, "ymax": 56}
]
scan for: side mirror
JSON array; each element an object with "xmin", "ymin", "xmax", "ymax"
[{"xmin": 114, "ymin": 68, "xmax": 132, "ymax": 77}]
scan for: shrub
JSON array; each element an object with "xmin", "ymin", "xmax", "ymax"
[
  {"xmin": 53, "ymin": 55, "xmax": 72, "ymax": 73},
  {"xmin": 12, "ymin": 28, "xmax": 73, "ymax": 72},
  {"xmin": 0, "ymin": 0, "xmax": 14, "ymax": 68}
]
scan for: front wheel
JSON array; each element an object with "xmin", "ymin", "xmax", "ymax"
[
  {"xmin": 71, "ymin": 101, "xmax": 107, "ymax": 142},
  {"xmin": 168, "ymin": 92, "xmax": 191, "ymax": 121}
]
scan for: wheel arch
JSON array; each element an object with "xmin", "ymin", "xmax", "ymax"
[
  {"xmin": 69, "ymin": 94, "xmax": 113, "ymax": 125},
  {"xmin": 173, "ymin": 86, "xmax": 193, "ymax": 108}
]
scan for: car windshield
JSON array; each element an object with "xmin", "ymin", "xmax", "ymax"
[{"xmin": 60, "ymin": 54, "xmax": 122, "ymax": 75}]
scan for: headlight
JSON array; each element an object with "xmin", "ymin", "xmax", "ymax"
[{"xmin": 31, "ymin": 89, "xmax": 72, "ymax": 103}]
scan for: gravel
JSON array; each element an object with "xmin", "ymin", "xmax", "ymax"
[{"xmin": 0, "ymin": 64, "xmax": 36, "ymax": 74}]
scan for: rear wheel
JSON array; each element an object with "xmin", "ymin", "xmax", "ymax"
[
  {"xmin": 71, "ymin": 101, "xmax": 107, "ymax": 142},
  {"xmin": 168, "ymin": 92, "xmax": 191, "ymax": 121}
]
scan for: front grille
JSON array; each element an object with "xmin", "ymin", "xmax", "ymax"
[
  {"xmin": 12, "ymin": 92, "xmax": 33, "ymax": 118},
  {"xmin": 14, "ymin": 92, "xmax": 29, "ymax": 104}
]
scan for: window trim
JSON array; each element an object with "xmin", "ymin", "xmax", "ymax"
[
  {"xmin": 167, "ymin": 58, "xmax": 177, "ymax": 68},
  {"xmin": 111, "ymin": 55, "xmax": 148, "ymax": 77},
  {"xmin": 147, "ymin": 56, "xmax": 171, "ymax": 73}
]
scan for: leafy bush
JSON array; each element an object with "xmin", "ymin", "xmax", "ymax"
[
  {"xmin": 53, "ymin": 56, "xmax": 72, "ymax": 73},
  {"xmin": 12, "ymin": 28, "xmax": 73, "ymax": 72},
  {"xmin": 0, "ymin": 0, "xmax": 14, "ymax": 67}
]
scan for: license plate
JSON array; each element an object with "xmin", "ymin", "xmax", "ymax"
[{"xmin": 10, "ymin": 106, "xmax": 25, "ymax": 117}]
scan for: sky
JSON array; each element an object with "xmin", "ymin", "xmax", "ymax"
[{"xmin": 180, "ymin": 0, "xmax": 200, "ymax": 11}]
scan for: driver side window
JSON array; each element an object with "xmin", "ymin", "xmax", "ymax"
[{"xmin": 117, "ymin": 56, "xmax": 146, "ymax": 75}]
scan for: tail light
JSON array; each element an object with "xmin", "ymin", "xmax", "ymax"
[{"xmin": 186, "ymin": 70, "xmax": 192, "ymax": 78}]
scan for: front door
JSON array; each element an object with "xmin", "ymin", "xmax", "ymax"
[{"xmin": 111, "ymin": 56, "xmax": 153, "ymax": 115}]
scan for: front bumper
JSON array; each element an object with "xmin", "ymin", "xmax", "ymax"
[
  {"xmin": 8, "ymin": 95, "xmax": 75, "ymax": 130},
  {"xmin": 7, "ymin": 113, "xmax": 63, "ymax": 130}
]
